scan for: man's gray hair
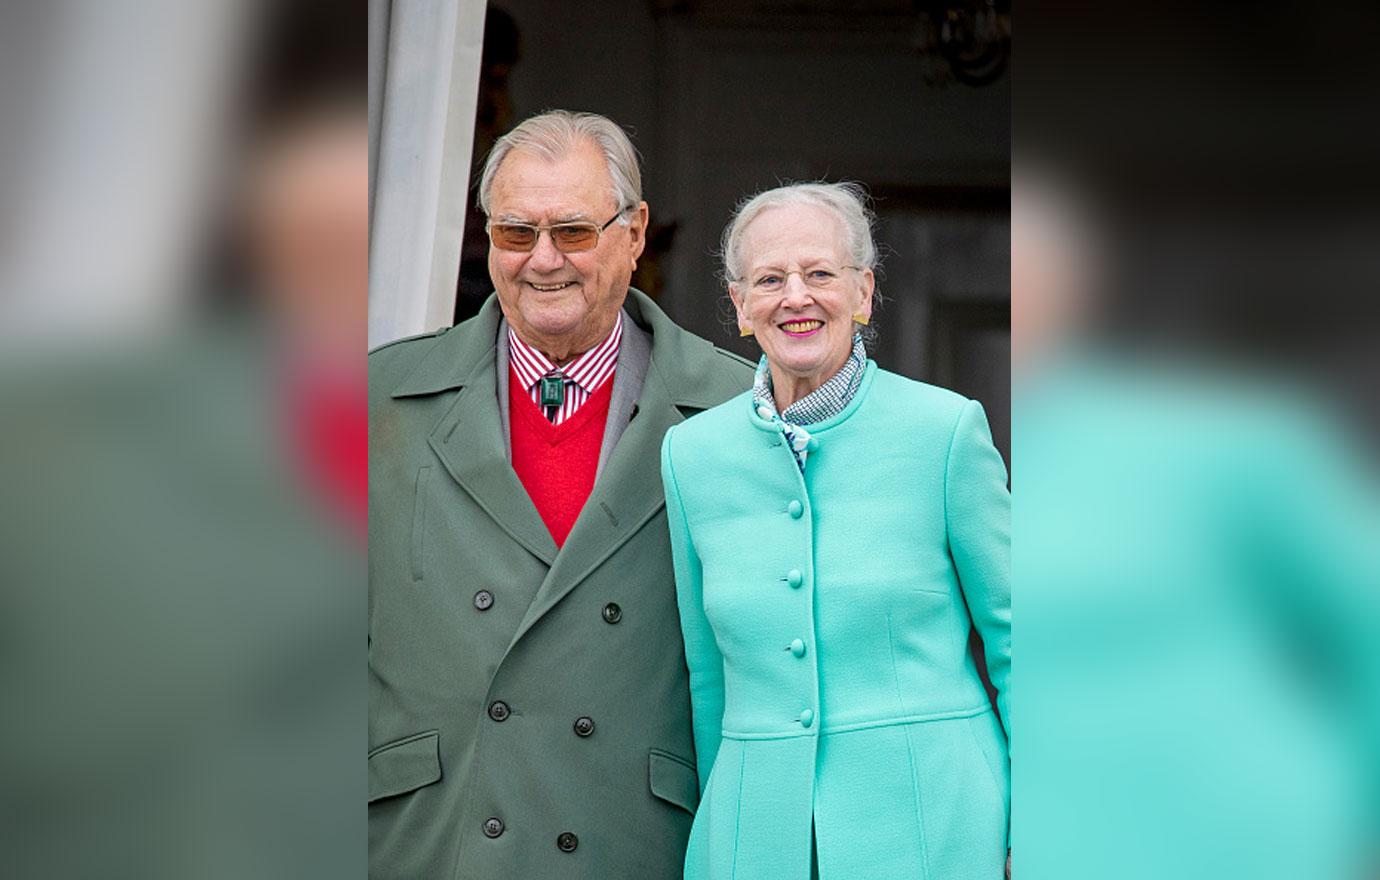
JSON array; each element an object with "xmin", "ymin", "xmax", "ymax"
[
  {"xmin": 477, "ymin": 110, "xmax": 642, "ymax": 222},
  {"xmin": 720, "ymin": 181, "xmax": 878, "ymax": 285}
]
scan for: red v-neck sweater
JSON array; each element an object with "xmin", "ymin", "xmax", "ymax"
[{"xmin": 509, "ymin": 368, "xmax": 615, "ymax": 547}]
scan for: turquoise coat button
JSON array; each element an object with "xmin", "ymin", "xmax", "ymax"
[
  {"xmin": 785, "ymin": 569, "xmax": 803, "ymax": 588},
  {"xmin": 789, "ymin": 638, "xmax": 806, "ymax": 658},
  {"xmin": 806, "ymin": 437, "xmax": 820, "ymax": 452},
  {"xmin": 787, "ymin": 500, "xmax": 804, "ymax": 518},
  {"xmin": 799, "ymin": 708, "xmax": 814, "ymax": 728}
]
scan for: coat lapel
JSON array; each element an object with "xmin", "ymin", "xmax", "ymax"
[
  {"xmin": 509, "ymin": 290, "xmax": 748, "ymax": 646},
  {"xmin": 511, "ymin": 355, "xmax": 684, "ymax": 642},
  {"xmin": 427, "ymin": 358, "xmax": 558, "ymax": 566},
  {"xmin": 395, "ymin": 290, "xmax": 747, "ymax": 648},
  {"xmin": 393, "ymin": 299, "xmax": 557, "ymax": 566}
]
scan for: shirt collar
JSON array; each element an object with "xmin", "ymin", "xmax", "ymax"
[{"xmin": 508, "ymin": 312, "xmax": 623, "ymax": 392}]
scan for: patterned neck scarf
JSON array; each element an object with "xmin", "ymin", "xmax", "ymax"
[{"xmin": 752, "ymin": 333, "xmax": 868, "ymax": 470}]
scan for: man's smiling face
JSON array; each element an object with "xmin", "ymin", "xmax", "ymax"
[{"xmin": 486, "ymin": 141, "xmax": 647, "ymax": 363}]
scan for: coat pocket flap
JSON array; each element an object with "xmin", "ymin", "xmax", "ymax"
[
  {"xmin": 648, "ymin": 749, "xmax": 699, "ymax": 814},
  {"xmin": 369, "ymin": 731, "xmax": 441, "ymax": 803}
]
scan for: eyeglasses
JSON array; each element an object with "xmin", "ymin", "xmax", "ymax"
[
  {"xmin": 743, "ymin": 264, "xmax": 861, "ymax": 295},
  {"xmin": 486, "ymin": 207, "xmax": 630, "ymax": 253}
]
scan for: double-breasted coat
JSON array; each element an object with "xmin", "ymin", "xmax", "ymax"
[
  {"xmin": 661, "ymin": 363, "xmax": 1011, "ymax": 879},
  {"xmin": 369, "ymin": 290, "xmax": 752, "ymax": 879}
]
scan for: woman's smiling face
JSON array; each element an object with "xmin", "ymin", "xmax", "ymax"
[{"xmin": 730, "ymin": 203, "xmax": 873, "ymax": 407}]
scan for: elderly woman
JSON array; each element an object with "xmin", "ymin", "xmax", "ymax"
[{"xmin": 659, "ymin": 182, "xmax": 1010, "ymax": 880}]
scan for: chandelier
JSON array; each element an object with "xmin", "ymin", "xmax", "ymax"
[{"xmin": 912, "ymin": 0, "xmax": 1011, "ymax": 87}]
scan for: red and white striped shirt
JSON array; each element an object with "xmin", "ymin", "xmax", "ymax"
[{"xmin": 508, "ymin": 314, "xmax": 622, "ymax": 425}]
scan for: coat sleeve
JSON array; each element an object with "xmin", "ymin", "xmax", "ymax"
[
  {"xmin": 661, "ymin": 425, "xmax": 726, "ymax": 793},
  {"xmin": 945, "ymin": 399, "xmax": 1012, "ymax": 730}
]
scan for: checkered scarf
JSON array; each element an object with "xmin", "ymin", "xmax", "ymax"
[{"xmin": 752, "ymin": 333, "xmax": 867, "ymax": 470}]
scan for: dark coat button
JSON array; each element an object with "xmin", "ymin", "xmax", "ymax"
[
  {"xmin": 474, "ymin": 590, "xmax": 494, "ymax": 610},
  {"xmin": 573, "ymin": 716, "xmax": 595, "ymax": 737},
  {"xmin": 483, "ymin": 817, "xmax": 504, "ymax": 838},
  {"xmin": 601, "ymin": 603, "xmax": 622, "ymax": 624},
  {"xmin": 556, "ymin": 831, "xmax": 578, "ymax": 852},
  {"xmin": 488, "ymin": 700, "xmax": 510, "ymax": 722}
]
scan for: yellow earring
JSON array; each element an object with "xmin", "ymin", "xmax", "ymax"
[
  {"xmin": 852, "ymin": 313, "xmax": 870, "ymax": 326},
  {"xmin": 739, "ymin": 326, "xmax": 755, "ymax": 337}
]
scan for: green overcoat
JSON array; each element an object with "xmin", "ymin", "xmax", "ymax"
[{"xmin": 369, "ymin": 290, "xmax": 752, "ymax": 879}]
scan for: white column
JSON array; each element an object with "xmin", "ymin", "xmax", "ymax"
[{"xmin": 368, "ymin": 0, "xmax": 486, "ymax": 349}]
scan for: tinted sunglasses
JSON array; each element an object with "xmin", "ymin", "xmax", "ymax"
[{"xmin": 487, "ymin": 207, "xmax": 630, "ymax": 253}]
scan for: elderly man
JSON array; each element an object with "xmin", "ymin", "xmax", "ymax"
[{"xmin": 369, "ymin": 111, "xmax": 752, "ymax": 879}]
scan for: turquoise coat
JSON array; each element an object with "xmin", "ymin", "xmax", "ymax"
[{"xmin": 660, "ymin": 362, "xmax": 1010, "ymax": 880}]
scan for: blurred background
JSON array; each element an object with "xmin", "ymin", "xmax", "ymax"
[
  {"xmin": 1014, "ymin": 4, "xmax": 1380, "ymax": 879},
  {"xmin": 1, "ymin": 0, "xmax": 365, "ymax": 877}
]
